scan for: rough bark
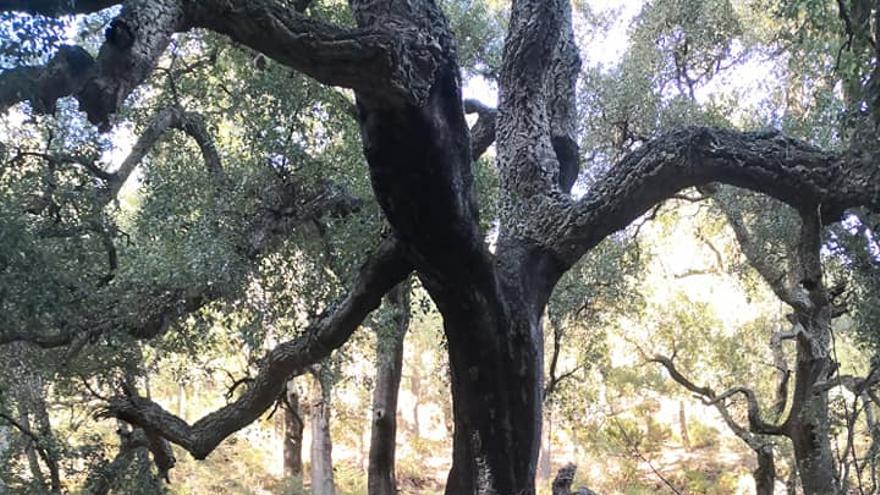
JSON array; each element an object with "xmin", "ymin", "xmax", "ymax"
[
  {"xmin": 309, "ymin": 369, "xmax": 335, "ymax": 495},
  {"xmin": 368, "ymin": 281, "xmax": 410, "ymax": 495},
  {"xmin": 714, "ymin": 195, "xmax": 838, "ymax": 494},
  {"xmin": 283, "ymin": 380, "xmax": 304, "ymax": 485},
  {"xmin": 8, "ymin": 1, "xmax": 880, "ymax": 493}
]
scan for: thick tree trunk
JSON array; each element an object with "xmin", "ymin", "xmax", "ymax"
[
  {"xmin": 439, "ymin": 245, "xmax": 555, "ymax": 495},
  {"xmin": 309, "ymin": 370, "xmax": 335, "ymax": 495},
  {"xmin": 368, "ymin": 281, "xmax": 410, "ymax": 495},
  {"xmin": 284, "ymin": 380, "xmax": 304, "ymax": 486}
]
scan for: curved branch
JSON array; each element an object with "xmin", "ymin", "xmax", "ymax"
[
  {"xmin": 0, "ymin": 0, "xmax": 183, "ymax": 129},
  {"xmin": 3, "ymin": 0, "xmax": 446, "ymax": 126},
  {"xmin": 79, "ymin": 0, "xmax": 185, "ymax": 127},
  {"xmin": 704, "ymin": 387, "xmax": 785, "ymax": 436},
  {"xmin": 101, "ymin": 237, "xmax": 412, "ymax": 459},
  {"xmin": 107, "ymin": 105, "xmax": 221, "ymax": 199},
  {"xmin": 650, "ymin": 354, "xmax": 785, "ymax": 436},
  {"xmin": 712, "ymin": 192, "xmax": 807, "ymax": 309},
  {"xmin": 555, "ymin": 127, "xmax": 880, "ymax": 265},
  {"xmin": 181, "ymin": 0, "xmax": 439, "ymax": 106}
]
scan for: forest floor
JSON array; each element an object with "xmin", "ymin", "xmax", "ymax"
[{"xmin": 165, "ymin": 435, "xmax": 762, "ymax": 494}]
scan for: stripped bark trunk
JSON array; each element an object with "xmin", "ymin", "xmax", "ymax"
[
  {"xmin": 368, "ymin": 280, "xmax": 410, "ymax": 495},
  {"xmin": 309, "ymin": 369, "xmax": 335, "ymax": 495}
]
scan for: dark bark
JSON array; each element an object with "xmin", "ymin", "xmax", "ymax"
[
  {"xmin": 716, "ymin": 197, "xmax": 838, "ymax": 494},
  {"xmin": 368, "ymin": 281, "xmax": 410, "ymax": 495},
  {"xmin": 754, "ymin": 446, "xmax": 777, "ymax": 495},
  {"xmin": 551, "ymin": 463, "xmax": 596, "ymax": 495},
  {"xmin": 8, "ymin": 0, "xmax": 880, "ymax": 492},
  {"xmin": 283, "ymin": 380, "xmax": 304, "ymax": 485},
  {"xmin": 309, "ymin": 369, "xmax": 335, "ymax": 495},
  {"xmin": 0, "ymin": 0, "xmax": 118, "ymax": 15},
  {"xmin": 86, "ymin": 424, "xmax": 163, "ymax": 495}
]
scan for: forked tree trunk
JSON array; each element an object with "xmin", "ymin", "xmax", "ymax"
[
  {"xmin": 284, "ymin": 380, "xmax": 304, "ymax": 487},
  {"xmin": 309, "ymin": 370, "xmax": 335, "ymax": 495},
  {"xmin": 368, "ymin": 281, "xmax": 410, "ymax": 495}
]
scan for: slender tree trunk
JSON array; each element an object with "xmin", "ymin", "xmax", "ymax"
[
  {"xmin": 309, "ymin": 370, "xmax": 335, "ymax": 495},
  {"xmin": 284, "ymin": 380, "xmax": 304, "ymax": 487},
  {"xmin": 538, "ymin": 410, "xmax": 552, "ymax": 480},
  {"xmin": 754, "ymin": 445, "xmax": 777, "ymax": 495},
  {"xmin": 787, "ymin": 331, "xmax": 836, "ymax": 495},
  {"xmin": 679, "ymin": 401, "xmax": 691, "ymax": 451},
  {"xmin": 177, "ymin": 383, "xmax": 186, "ymax": 420},
  {"xmin": 410, "ymin": 364, "xmax": 421, "ymax": 440},
  {"xmin": 16, "ymin": 402, "xmax": 46, "ymax": 491},
  {"xmin": 368, "ymin": 281, "xmax": 410, "ymax": 495},
  {"xmin": 15, "ymin": 367, "xmax": 61, "ymax": 495}
]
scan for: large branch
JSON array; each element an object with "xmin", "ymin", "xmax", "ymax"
[
  {"xmin": 181, "ymin": 0, "xmax": 440, "ymax": 106},
  {"xmin": 543, "ymin": 0, "xmax": 581, "ymax": 194},
  {"xmin": 0, "ymin": 1, "xmax": 119, "ymax": 15},
  {"xmin": 1, "ymin": 0, "xmax": 444, "ymax": 126},
  {"xmin": 0, "ymin": 45, "xmax": 95, "ymax": 115},
  {"xmin": 79, "ymin": 0, "xmax": 185, "ymax": 127},
  {"xmin": 101, "ymin": 237, "xmax": 411, "ymax": 459},
  {"xmin": 554, "ymin": 127, "xmax": 880, "ymax": 265}
]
